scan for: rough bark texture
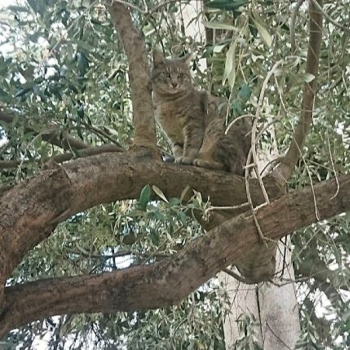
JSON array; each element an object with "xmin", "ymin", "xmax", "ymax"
[
  {"xmin": 0, "ymin": 0, "xmax": 342, "ymax": 342},
  {"xmin": 218, "ymin": 273, "xmax": 262, "ymax": 349},
  {"xmin": 0, "ymin": 169, "xmax": 349, "ymax": 335},
  {"xmin": 259, "ymin": 240, "xmax": 300, "ymax": 349},
  {"xmin": 0, "ymin": 152, "xmax": 281, "ymax": 291},
  {"xmin": 107, "ymin": 2, "xmax": 156, "ymax": 148}
]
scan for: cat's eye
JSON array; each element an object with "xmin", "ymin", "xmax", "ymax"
[
  {"xmin": 166, "ymin": 72, "xmax": 171, "ymax": 78},
  {"xmin": 178, "ymin": 73, "xmax": 184, "ymax": 78}
]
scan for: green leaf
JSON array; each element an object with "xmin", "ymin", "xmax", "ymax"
[
  {"xmin": 27, "ymin": 0, "xmax": 46, "ymax": 15},
  {"xmin": 206, "ymin": 0, "xmax": 248, "ymax": 11},
  {"xmin": 301, "ymin": 73, "xmax": 315, "ymax": 83},
  {"xmin": 238, "ymin": 83, "xmax": 251, "ymax": 101},
  {"xmin": 77, "ymin": 52, "xmax": 89, "ymax": 77},
  {"xmin": 139, "ymin": 185, "xmax": 151, "ymax": 210},
  {"xmin": 223, "ymin": 41, "xmax": 237, "ymax": 88},
  {"xmin": 251, "ymin": 13, "xmax": 272, "ymax": 47},
  {"xmin": 7, "ymin": 6, "xmax": 29, "ymax": 12},
  {"xmin": 202, "ymin": 21, "xmax": 237, "ymax": 31}
]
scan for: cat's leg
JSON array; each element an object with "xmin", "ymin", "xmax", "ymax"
[
  {"xmin": 172, "ymin": 143, "xmax": 184, "ymax": 163},
  {"xmin": 179, "ymin": 122, "xmax": 204, "ymax": 164}
]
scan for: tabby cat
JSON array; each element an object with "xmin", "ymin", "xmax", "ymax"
[{"xmin": 151, "ymin": 50, "xmax": 251, "ymax": 175}]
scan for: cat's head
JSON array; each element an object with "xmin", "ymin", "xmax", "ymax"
[{"xmin": 151, "ymin": 50, "xmax": 192, "ymax": 95}]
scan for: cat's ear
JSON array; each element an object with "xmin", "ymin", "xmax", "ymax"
[
  {"xmin": 181, "ymin": 53, "xmax": 192, "ymax": 65},
  {"xmin": 153, "ymin": 49, "xmax": 165, "ymax": 66}
]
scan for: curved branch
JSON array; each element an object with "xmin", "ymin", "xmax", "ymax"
[
  {"xmin": 0, "ymin": 151, "xmax": 282, "ymax": 293},
  {"xmin": 1, "ymin": 174, "xmax": 349, "ymax": 335},
  {"xmin": 275, "ymin": 0, "xmax": 323, "ymax": 181},
  {"xmin": 107, "ymin": 2, "xmax": 156, "ymax": 149},
  {"xmin": 290, "ymin": 0, "xmax": 306, "ymax": 53}
]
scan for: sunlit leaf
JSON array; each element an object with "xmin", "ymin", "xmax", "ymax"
[
  {"xmin": 251, "ymin": 12, "xmax": 272, "ymax": 47},
  {"xmin": 223, "ymin": 41, "xmax": 237, "ymax": 88},
  {"xmin": 152, "ymin": 185, "xmax": 168, "ymax": 203},
  {"xmin": 202, "ymin": 21, "xmax": 237, "ymax": 31}
]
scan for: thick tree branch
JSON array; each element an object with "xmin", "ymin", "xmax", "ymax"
[
  {"xmin": 1, "ymin": 174, "xmax": 349, "ymax": 335},
  {"xmin": 275, "ymin": 0, "xmax": 323, "ymax": 181},
  {"xmin": 107, "ymin": 2, "xmax": 156, "ymax": 149},
  {"xmin": 0, "ymin": 151, "xmax": 282, "ymax": 295}
]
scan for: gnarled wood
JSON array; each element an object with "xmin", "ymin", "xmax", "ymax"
[
  {"xmin": 0, "ymin": 152, "xmax": 282, "ymax": 303},
  {"xmin": 0, "ymin": 174, "xmax": 349, "ymax": 336}
]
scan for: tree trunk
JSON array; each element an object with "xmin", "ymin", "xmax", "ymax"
[{"xmin": 220, "ymin": 240, "xmax": 300, "ymax": 349}]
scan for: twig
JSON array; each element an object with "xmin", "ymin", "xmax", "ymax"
[
  {"xmin": 290, "ymin": 0, "xmax": 306, "ymax": 53},
  {"xmin": 276, "ymin": 0, "xmax": 323, "ymax": 181},
  {"xmin": 223, "ymin": 267, "xmax": 253, "ymax": 284},
  {"xmin": 205, "ymin": 202, "xmax": 250, "ymax": 214},
  {"xmin": 252, "ymin": 61, "xmax": 283, "ymax": 204},
  {"xmin": 327, "ymin": 131, "xmax": 340, "ymax": 200},
  {"xmin": 242, "ymin": 63, "xmax": 283, "ymax": 243},
  {"xmin": 310, "ymin": 0, "xmax": 350, "ymax": 34}
]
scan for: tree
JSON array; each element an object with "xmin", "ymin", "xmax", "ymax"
[{"xmin": 0, "ymin": 0, "xmax": 349, "ymax": 349}]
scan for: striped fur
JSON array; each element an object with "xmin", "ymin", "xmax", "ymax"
[{"xmin": 152, "ymin": 50, "xmax": 251, "ymax": 175}]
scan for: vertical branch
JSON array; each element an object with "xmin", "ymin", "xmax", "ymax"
[
  {"xmin": 274, "ymin": 0, "xmax": 323, "ymax": 182},
  {"xmin": 107, "ymin": 2, "xmax": 157, "ymax": 150}
]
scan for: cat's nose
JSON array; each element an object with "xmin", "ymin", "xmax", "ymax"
[{"xmin": 171, "ymin": 82, "xmax": 178, "ymax": 88}]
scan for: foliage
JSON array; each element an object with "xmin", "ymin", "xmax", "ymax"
[{"xmin": 0, "ymin": 0, "xmax": 350, "ymax": 349}]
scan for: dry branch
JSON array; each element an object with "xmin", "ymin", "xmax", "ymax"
[
  {"xmin": 107, "ymin": 1, "xmax": 156, "ymax": 149},
  {"xmin": 1, "ymin": 174, "xmax": 349, "ymax": 335},
  {"xmin": 275, "ymin": 0, "xmax": 323, "ymax": 181},
  {"xmin": 0, "ymin": 110, "xmax": 90, "ymax": 152}
]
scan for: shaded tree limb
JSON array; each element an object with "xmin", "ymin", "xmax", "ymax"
[
  {"xmin": 0, "ymin": 144, "xmax": 125, "ymax": 169},
  {"xmin": 274, "ymin": 0, "xmax": 323, "ymax": 182},
  {"xmin": 107, "ymin": 1, "xmax": 156, "ymax": 150},
  {"xmin": 0, "ymin": 160, "xmax": 22, "ymax": 169},
  {"xmin": 49, "ymin": 144, "xmax": 124, "ymax": 163},
  {"xmin": 290, "ymin": 0, "xmax": 306, "ymax": 53},
  {"xmin": 0, "ymin": 110, "xmax": 91, "ymax": 152},
  {"xmin": 1, "ymin": 174, "xmax": 349, "ymax": 336}
]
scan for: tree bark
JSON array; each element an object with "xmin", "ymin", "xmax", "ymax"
[
  {"xmin": 107, "ymin": 2, "xmax": 156, "ymax": 149},
  {"xmin": 0, "ymin": 170, "xmax": 349, "ymax": 336}
]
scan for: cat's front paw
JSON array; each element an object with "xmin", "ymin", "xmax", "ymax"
[
  {"xmin": 194, "ymin": 158, "xmax": 224, "ymax": 170},
  {"xmin": 177, "ymin": 156, "xmax": 194, "ymax": 165},
  {"xmin": 193, "ymin": 158, "xmax": 209, "ymax": 168}
]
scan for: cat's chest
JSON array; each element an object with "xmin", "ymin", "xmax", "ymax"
[{"xmin": 154, "ymin": 101, "xmax": 186, "ymax": 137}]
